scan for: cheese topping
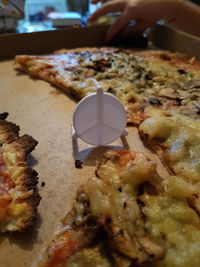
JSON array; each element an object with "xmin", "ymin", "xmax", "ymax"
[
  {"xmin": 0, "ymin": 145, "xmax": 30, "ymax": 231},
  {"xmin": 138, "ymin": 112, "xmax": 200, "ymax": 266},
  {"xmin": 141, "ymin": 176, "xmax": 200, "ymax": 267},
  {"xmin": 139, "ymin": 113, "xmax": 200, "ymax": 184}
]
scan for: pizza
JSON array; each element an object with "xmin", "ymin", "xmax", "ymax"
[
  {"xmin": 139, "ymin": 109, "xmax": 200, "ymax": 215},
  {"xmin": 15, "ymin": 47, "xmax": 200, "ymax": 125},
  {"xmin": 35, "ymin": 148, "xmax": 200, "ymax": 267},
  {"xmin": 36, "ymin": 149, "xmax": 165, "ymax": 267},
  {"xmin": 0, "ymin": 112, "xmax": 40, "ymax": 232},
  {"xmin": 14, "ymin": 47, "xmax": 200, "ymax": 265},
  {"xmin": 139, "ymin": 109, "xmax": 200, "ymax": 184},
  {"xmin": 140, "ymin": 174, "xmax": 200, "ymax": 267}
]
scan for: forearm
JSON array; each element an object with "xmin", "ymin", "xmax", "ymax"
[{"xmin": 167, "ymin": 0, "xmax": 200, "ymax": 37}]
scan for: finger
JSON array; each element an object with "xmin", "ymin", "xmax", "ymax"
[
  {"xmin": 105, "ymin": 8, "xmax": 134, "ymax": 42},
  {"xmin": 89, "ymin": 0, "xmax": 125, "ymax": 22}
]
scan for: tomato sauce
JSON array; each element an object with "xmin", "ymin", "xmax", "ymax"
[{"xmin": 0, "ymin": 154, "xmax": 15, "ymax": 193}]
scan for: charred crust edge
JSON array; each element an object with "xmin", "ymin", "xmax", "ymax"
[
  {"xmin": 14, "ymin": 134, "xmax": 38, "ymax": 157},
  {"xmin": 0, "ymin": 112, "xmax": 9, "ymax": 120},
  {"xmin": 0, "ymin": 114, "xmax": 41, "ymax": 231},
  {"xmin": 0, "ymin": 120, "xmax": 20, "ymax": 144}
]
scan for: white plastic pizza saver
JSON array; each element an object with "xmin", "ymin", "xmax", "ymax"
[{"xmin": 72, "ymin": 78, "xmax": 128, "ymax": 146}]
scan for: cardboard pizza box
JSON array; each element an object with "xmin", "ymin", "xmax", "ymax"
[
  {"xmin": 0, "ymin": 24, "xmax": 147, "ymax": 60},
  {"xmin": 0, "ymin": 24, "xmax": 199, "ymax": 267},
  {"xmin": 0, "ymin": 24, "xmax": 200, "ymax": 59},
  {"xmin": 149, "ymin": 24, "xmax": 200, "ymax": 60}
]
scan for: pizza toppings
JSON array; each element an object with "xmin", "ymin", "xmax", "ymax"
[
  {"xmin": 15, "ymin": 48, "xmax": 200, "ymax": 124},
  {"xmin": 177, "ymin": 69, "xmax": 188, "ymax": 75},
  {"xmin": 139, "ymin": 111, "xmax": 200, "ymax": 183},
  {"xmin": 37, "ymin": 146, "xmax": 200, "ymax": 267},
  {"xmin": 39, "ymin": 150, "xmax": 167, "ymax": 267},
  {"xmin": 148, "ymin": 97, "xmax": 162, "ymax": 106},
  {"xmin": 141, "ymin": 175, "xmax": 200, "ymax": 267},
  {"xmin": 0, "ymin": 155, "xmax": 15, "ymax": 192},
  {"xmin": 14, "ymin": 47, "xmax": 200, "ymax": 265}
]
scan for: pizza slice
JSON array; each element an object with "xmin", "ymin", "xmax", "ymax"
[
  {"xmin": 0, "ymin": 113, "xmax": 40, "ymax": 232},
  {"xmin": 139, "ymin": 110, "xmax": 200, "ymax": 183},
  {"xmin": 36, "ymin": 148, "xmax": 200, "ymax": 267},
  {"xmin": 140, "ymin": 50, "xmax": 200, "ymax": 120},
  {"xmin": 36, "ymin": 149, "xmax": 165, "ymax": 267},
  {"xmin": 139, "ymin": 109, "xmax": 200, "ymax": 214},
  {"xmin": 15, "ymin": 48, "xmax": 200, "ymax": 125},
  {"xmin": 140, "ymin": 174, "xmax": 200, "ymax": 267},
  {"xmin": 15, "ymin": 47, "xmax": 147, "ymax": 124}
]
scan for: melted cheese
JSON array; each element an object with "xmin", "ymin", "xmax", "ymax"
[
  {"xmin": 85, "ymin": 149, "xmax": 200, "ymax": 266},
  {"xmin": 139, "ymin": 116, "xmax": 174, "ymax": 140},
  {"xmin": 139, "ymin": 113, "xmax": 200, "ymax": 184},
  {"xmin": 139, "ymin": 114, "xmax": 200, "ymax": 265},
  {"xmin": 0, "ymin": 145, "xmax": 31, "ymax": 231},
  {"xmin": 67, "ymin": 246, "xmax": 112, "ymax": 267},
  {"xmin": 141, "ymin": 176, "xmax": 200, "ymax": 267},
  {"xmin": 86, "ymin": 151, "xmax": 157, "ymax": 219}
]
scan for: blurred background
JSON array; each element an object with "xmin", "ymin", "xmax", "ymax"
[
  {"xmin": 0, "ymin": 0, "xmax": 199, "ymax": 34},
  {"xmin": 0, "ymin": 0, "xmax": 100, "ymax": 33}
]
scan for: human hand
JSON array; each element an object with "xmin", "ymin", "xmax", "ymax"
[{"xmin": 90, "ymin": 0, "xmax": 180, "ymax": 42}]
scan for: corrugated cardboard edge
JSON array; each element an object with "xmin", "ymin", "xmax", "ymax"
[
  {"xmin": 149, "ymin": 24, "xmax": 200, "ymax": 60},
  {"xmin": 1, "ymin": 24, "xmax": 200, "ymax": 60},
  {"xmin": 0, "ymin": 25, "xmax": 109, "ymax": 60}
]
